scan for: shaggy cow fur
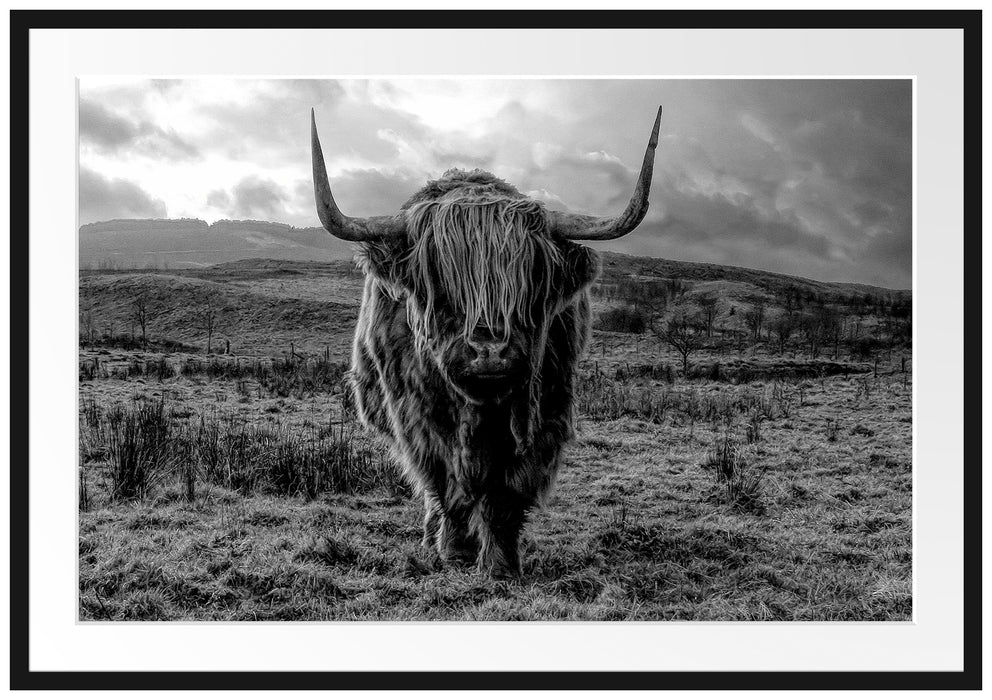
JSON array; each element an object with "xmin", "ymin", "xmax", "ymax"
[{"xmin": 349, "ymin": 169, "xmax": 599, "ymax": 577}]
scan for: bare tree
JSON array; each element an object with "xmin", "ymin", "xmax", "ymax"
[
  {"xmin": 743, "ymin": 300, "xmax": 766, "ymax": 340},
  {"xmin": 798, "ymin": 306, "xmax": 839, "ymax": 359},
  {"xmin": 769, "ymin": 311, "xmax": 794, "ymax": 355},
  {"xmin": 819, "ymin": 308, "xmax": 841, "ymax": 359},
  {"xmin": 781, "ymin": 286, "xmax": 803, "ymax": 319},
  {"xmin": 81, "ymin": 310, "xmax": 96, "ymax": 342},
  {"xmin": 195, "ymin": 294, "xmax": 223, "ymax": 355},
  {"xmin": 131, "ymin": 295, "xmax": 154, "ymax": 349},
  {"xmin": 697, "ymin": 293, "xmax": 719, "ymax": 338},
  {"xmin": 657, "ymin": 312, "xmax": 704, "ymax": 376}
]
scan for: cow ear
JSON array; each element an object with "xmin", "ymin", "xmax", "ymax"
[
  {"xmin": 559, "ymin": 243, "xmax": 601, "ymax": 302},
  {"xmin": 356, "ymin": 241, "xmax": 412, "ymax": 298}
]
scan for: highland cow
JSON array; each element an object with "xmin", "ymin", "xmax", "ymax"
[{"xmin": 311, "ymin": 106, "xmax": 662, "ymax": 577}]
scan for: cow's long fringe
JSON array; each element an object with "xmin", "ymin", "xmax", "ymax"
[{"xmin": 405, "ymin": 194, "xmax": 561, "ymax": 345}]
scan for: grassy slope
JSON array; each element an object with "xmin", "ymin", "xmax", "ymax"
[
  {"xmin": 78, "ymin": 258, "xmax": 911, "ymax": 621},
  {"xmin": 79, "ymin": 253, "xmax": 905, "ymax": 357},
  {"xmin": 596, "ymin": 252, "xmax": 911, "ymax": 298},
  {"xmin": 79, "ymin": 263, "xmax": 364, "ymax": 357}
]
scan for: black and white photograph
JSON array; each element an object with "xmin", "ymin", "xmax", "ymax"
[
  {"xmin": 76, "ymin": 76, "xmax": 914, "ymax": 622},
  {"xmin": 11, "ymin": 8, "xmax": 983, "ymax": 690}
]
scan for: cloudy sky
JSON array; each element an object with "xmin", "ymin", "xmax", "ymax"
[{"xmin": 79, "ymin": 78, "xmax": 911, "ymax": 288}]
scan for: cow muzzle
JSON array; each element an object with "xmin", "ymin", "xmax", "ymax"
[
  {"xmin": 444, "ymin": 326, "xmax": 527, "ymax": 402},
  {"xmin": 463, "ymin": 327, "xmax": 522, "ymax": 379}
]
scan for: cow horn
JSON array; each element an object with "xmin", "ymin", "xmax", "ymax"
[
  {"xmin": 548, "ymin": 106, "xmax": 663, "ymax": 241},
  {"xmin": 311, "ymin": 109, "xmax": 406, "ymax": 241}
]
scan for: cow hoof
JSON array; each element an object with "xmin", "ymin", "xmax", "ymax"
[
  {"xmin": 482, "ymin": 564, "xmax": 521, "ymax": 581},
  {"xmin": 438, "ymin": 540, "xmax": 478, "ymax": 566},
  {"xmin": 478, "ymin": 553, "xmax": 522, "ymax": 580}
]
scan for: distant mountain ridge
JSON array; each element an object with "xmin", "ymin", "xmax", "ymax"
[
  {"xmin": 79, "ymin": 218, "xmax": 909, "ymax": 297},
  {"xmin": 79, "ymin": 218, "xmax": 356, "ymax": 268}
]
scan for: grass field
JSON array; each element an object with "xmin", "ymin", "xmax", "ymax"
[{"xmin": 78, "ymin": 257, "xmax": 912, "ymax": 621}]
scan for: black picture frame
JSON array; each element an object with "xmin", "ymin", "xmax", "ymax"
[{"xmin": 8, "ymin": 8, "xmax": 982, "ymax": 691}]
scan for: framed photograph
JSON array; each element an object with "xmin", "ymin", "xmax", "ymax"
[{"xmin": 9, "ymin": 7, "xmax": 981, "ymax": 692}]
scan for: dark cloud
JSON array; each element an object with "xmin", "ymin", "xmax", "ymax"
[
  {"xmin": 659, "ymin": 184, "xmax": 833, "ymax": 259},
  {"xmin": 144, "ymin": 130, "xmax": 199, "ymax": 160},
  {"xmin": 583, "ymin": 170, "xmax": 841, "ymax": 284},
  {"xmin": 204, "ymin": 178, "xmax": 297, "ymax": 221},
  {"xmin": 852, "ymin": 200, "xmax": 891, "ymax": 227},
  {"xmin": 79, "ymin": 99, "xmax": 199, "ymax": 160},
  {"xmin": 206, "ymin": 189, "xmax": 231, "ymax": 209},
  {"xmin": 858, "ymin": 228, "xmax": 913, "ymax": 289},
  {"xmin": 199, "ymin": 80, "xmax": 406, "ymax": 167},
  {"xmin": 316, "ymin": 168, "xmax": 425, "ymax": 218},
  {"xmin": 226, "ymin": 176, "xmax": 290, "ymax": 221},
  {"xmin": 79, "ymin": 167, "xmax": 167, "ymax": 223},
  {"xmin": 78, "ymin": 100, "xmax": 139, "ymax": 150},
  {"xmin": 553, "ymin": 80, "xmax": 911, "ymax": 287}
]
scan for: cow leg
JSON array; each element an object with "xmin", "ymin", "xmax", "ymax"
[
  {"xmin": 474, "ymin": 495, "xmax": 528, "ymax": 579},
  {"xmin": 437, "ymin": 481, "xmax": 478, "ymax": 564},
  {"xmin": 438, "ymin": 513, "xmax": 476, "ymax": 564},
  {"xmin": 414, "ymin": 458, "xmax": 471, "ymax": 561},
  {"xmin": 422, "ymin": 491, "xmax": 443, "ymax": 548}
]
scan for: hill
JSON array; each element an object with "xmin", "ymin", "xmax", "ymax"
[
  {"xmin": 79, "ymin": 218, "xmax": 356, "ymax": 269},
  {"xmin": 79, "ymin": 251, "xmax": 909, "ymax": 361},
  {"xmin": 80, "ymin": 218, "xmax": 909, "ymax": 300},
  {"xmin": 78, "ymin": 219, "xmax": 910, "ymax": 300},
  {"xmin": 597, "ymin": 252, "xmax": 909, "ymax": 301}
]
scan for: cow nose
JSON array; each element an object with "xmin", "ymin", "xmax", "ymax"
[{"xmin": 467, "ymin": 326, "xmax": 509, "ymax": 360}]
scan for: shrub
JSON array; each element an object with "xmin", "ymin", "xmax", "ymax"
[
  {"xmin": 151, "ymin": 357, "xmax": 175, "ymax": 380},
  {"xmin": 851, "ymin": 336, "xmax": 885, "ymax": 361},
  {"xmin": 270, "ymin": 434, "xmax": 395, "ymax": 499},
  {"xmin": 91, "ymin": 352, "xmax": 351, "ymax": 396},
  {"xmin": 594, "ymin": 306, "xmax": 649, "ymax": 334},
  {"xmin": 81, "ymin": 396, "xmax": 102, "ymax": 430},
  {"xmin": 576, "ymin": 371, "xmax": 786, "ymax": 428},
  {"xmin": 83, "ymin": 397, "xmax": 403, "ymax": 501},
  {"xmin": 79, "ymin": 359, "xmax": 105, "ymax": 381},
  {"xmin": 745, "ymin": 410, "xmax": 762, "ymax": 444},
  {"xmin": 79, "ymin": 468, "xmax": 91, "ymax": 512},
  {"xmin": 105, "ymin": 398, "xmax": 174, "ymax": 499},
  {"xmin": 611, "ymin": 363, "xmax": 674, "ymax": 383},
  {"xmin": 178, "ymin": 354, "xmax": 348, "ymax": 398},
  {"xmin": 80, "ymin": 333, "xmax": 195, "ymax": 353},
  {"xmin": 195, "ymin": 421, "xmax": 272, "ymax": 493},
  {"xmin": 703, "ymin": 436, "xmax": 767, "ymax": 514},
  {"xmin": 826, "ymin": 418, "xmax": 841, "ymax": 442}
]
